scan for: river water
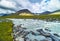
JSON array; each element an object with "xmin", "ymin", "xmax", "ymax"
[
  {"xmin": 8, "ymin": 19, "xmax": 60, "ymax": 41},
  {"xmin": 9, "ymin": 19, "xmax": 60, "ymax": 34}
]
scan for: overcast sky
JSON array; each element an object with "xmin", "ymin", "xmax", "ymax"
[{"xmin": 0, "ymin": 0, "xmax": 60, "ymax": 14}]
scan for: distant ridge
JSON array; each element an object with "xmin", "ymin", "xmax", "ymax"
[
  {"xmin": 52, "ymin": 10, "xmax": 60, "ymax": 13},
  {"xmin": 35, "ymin": 10, "xmax": 60, "ymax": 15},
  {"xmin": 0, "ymin": 9, "xmax": 60, "ymax": 16},
  {"xmin": 41, "ymin": 11, "xmax": 51, "ymax": 14},
  {"xmin": 0, "ymin": 14, "xmax": 9, "ymax": 16},
  {"xmin": 0, "ymin": 9, "xmax": 60, "ymax": 20},
  {"xmin": 16, "ymin": 9, "xmax": 52, "ymax": 14},
  {"xmin": 16, "ymin": 9, "xmax": 52, "ymax": 15}
]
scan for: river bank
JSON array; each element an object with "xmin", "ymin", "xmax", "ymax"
[
  {"xmin": 0, "ymin": 19, "xmax": 13, "ymax": 41},
  {"xmin": 8, "ymin": 19, "xmax": 60, "ymax": 41}
]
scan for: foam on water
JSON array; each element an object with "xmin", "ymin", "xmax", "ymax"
[
  {"xmin": 9, "ymin": 19, "xmax": 60, "ymax": 34},
  {"xmin": 8, "ymin": 19, "xmax": 60, "ymax": 41}
]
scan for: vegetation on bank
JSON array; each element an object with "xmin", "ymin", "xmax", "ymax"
[
  {"xmin": 0, "ymin": 11, "xmax": 60, "ymax": 21},
  {"xmin": 0, "ymin": 20, "xmax": 13, "ymax": 41},
  {"xmin": 0, "ymin": 13, "xmax": 60, "ymax": 21},
  {"xmin": 0, "ymin": 10, "xmax": 60, "ymax": 41},
  {"xmin": 0, "ymin": 9, "xmax": 60, "ymax": 20}
]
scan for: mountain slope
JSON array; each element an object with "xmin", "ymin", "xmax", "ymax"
[
  {"xmin": 0, "ymin": 9, "xmax": 60, "ymax": 21},
  {"xmin": 16, "ymin": 9, "xmax": 34, "ymax": 16},
  {"xmin": 16, "ymin": 9, "xmax": 32, "ymax": 13},
  {"xmin": 0, "ymin": 9, "xmax": 60, "ymax": 16},
  {"xmin": 49, "ymin": 12, "xmax": 60, "ymax": 15}
]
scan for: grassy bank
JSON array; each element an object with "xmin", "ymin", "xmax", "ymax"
[
  {"xmin": 0, "ymin": 14, "xmax": 60, "ymax": 20},
  {"xmin": 0, "ymin": 12, "xmax": 60, "ymax": 21},
  {"xmin": 0, "ymin": 20, "xmax": 13, "ymax": 41}
]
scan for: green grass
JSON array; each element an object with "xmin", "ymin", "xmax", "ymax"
[
  {"xmin": 0, "ymin": 11, "xmax": 60, "ymax": 41},
  {"xmin": 0, "ymin": 20, "xmax": 13, "ymax": 41},
  {"xmin": 0, "ymin": 12, "xmax": 60, "ymax": 20},
  {"xmin": 0, "ymin": 14, "xmax": 60, "ymax": 20}
]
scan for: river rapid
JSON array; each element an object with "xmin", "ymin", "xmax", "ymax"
[{"xmin": 8, "ymin": 19, "xmax": 60, "ymax": 41}]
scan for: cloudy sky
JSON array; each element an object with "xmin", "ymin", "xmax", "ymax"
[{"xmin": 0, "ymin": 0, "xmax": 60, "ymax": 14}]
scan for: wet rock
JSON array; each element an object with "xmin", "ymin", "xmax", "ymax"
[
  {"xmin": 22, "ymin": 28, "xmax": 27, "ymax": 30},
  {"xmin": 50, "ymin": 34, "xmax": 60, "ymax": 41},
  {"xmin": 37, "ymin": 29, "xmax": 50, "ymax": 37},
  {"xmin": 30, "ymin": 31, "xmax": 37, "ymax": 36},
  {"xmin": 33, "ymin": 39, "xmax": 38, "ymax": 41},
  {"xmin": 40, "ymin": 39, "xmax": 49, "ymax": 41},
  {"xmin": 25, "ymin": 33, "xmax": 46, "ymax": 41},
  {"xmin": 16, "ymin": 37, "xmax": 24, "ymax": 41},
  {"xmin": 24, "ymin": 37, "xmax": 31, "ymax": 41},
  {"xmin": 17, "ymin": 30, "xmax": 24, "ymax": 36},
  {"xmin": 46, "ymin": 37, "xmax": 52, "ymax": 41},
  {"xmin": 22, "ymin": 31, "xmax": 30, "ymax": 38},
  {"xmin": 45, "ymin": 28, "xmax": 51, "ymax": 32},
  {"xmin": 54, "ymin": 33, "xmax": 60, "ymax": 37},
  {"xmin": 13, "ymin": 24, "xmax": 60, "ymax": 41}
]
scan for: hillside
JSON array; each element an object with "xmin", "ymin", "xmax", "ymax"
[
  {"xmin": 49, "ymin": 12, "xmax": 60, "ymax": 15},
  {"xmin": 0, "ymin": 9, "xmax": 60, "ymax": 21}
]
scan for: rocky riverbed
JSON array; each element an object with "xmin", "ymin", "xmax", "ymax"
[
  {"xmin": 8, "ymin": 19, "xmax": 60, "ymax": 41},
  {"xmin": 13, "ymin": 24, "xmax": 60, "ymax": 41}
]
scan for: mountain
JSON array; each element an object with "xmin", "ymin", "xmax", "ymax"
[
  {"xmin": 49, "ymin": 10, "xmax": 60, "ymax": 15},
  {"xmin": 0, "ymin": 9, "xmax": 60, "ymax": 16},
  {"xmin": 0, "ymin": 14, "xmax": 9, "ymax": 16},
  {"xmin": 0, "ymin": 9, "xmax": 60, "ymax": 19},
  {"xmin": 49, "ymin": 12, "xmax": 60, "ymax": 15},
  {"xmin": 0, "ymin": 9, "xmax": 60, "ymax": 21},
  {"xmin": 16, "ymin": 9, "xmax": 32, "ymax": 14},
  {"xmin": 40, "ymin": 11, "xmax": 51, "ymax": 15},
  {"xmin": 15, "ymin": 9, "xmax": 52, "ymax": 15},
  {"xmin": 0, "ymin": 9, "xmax": 32, "ymax": 16},
  {"xmin": 0, "ymin": 14, "xmax": 3, "ymax": 16},
  {"xmin": 14, "ymin": 9, "xmax": 34, "ymax": 16},
  {"xmin": 52, "ymin": 10, "xmax": 60, "ymax": 13}
]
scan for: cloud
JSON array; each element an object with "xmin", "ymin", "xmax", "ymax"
[
  {"xmin": 14, "ymin": 0, "xmax": 60, "ymax": 13},
  {"xmin": 0, "ymin": 0, "xmax": 60, "ymax": 14},
  {"xmin": 0, "ymin": 0, "xmax": 17, "ymax": 14},
  {"xmin": 0, "ymin": 0, "xmax": 16, "ymax": 8},
  {"xmin": 47, "ymin": 0, "xmax": 60, "ymax": 11},
  {"xmin": 0, "ymin": 8, "xmax": 15, "ymax": 14}
]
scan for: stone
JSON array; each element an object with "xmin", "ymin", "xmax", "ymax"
[
  {"xmin": 54, "ymin": 33, "xmax": 60, "ymax": 37},
  {"xmin": 30, "ymin": 31, "xmax": 37, "ymax": 36},
  {"xmin": 24, "ymin": 37, "xmax": 31, "ymax": 41},
  {"xmin": 33, "ymin": 39, "xmax": 38, "ymax": 41},
  {"xmin": 37, "ymin": 29, "xmax": 50, "ymax": 37}
]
